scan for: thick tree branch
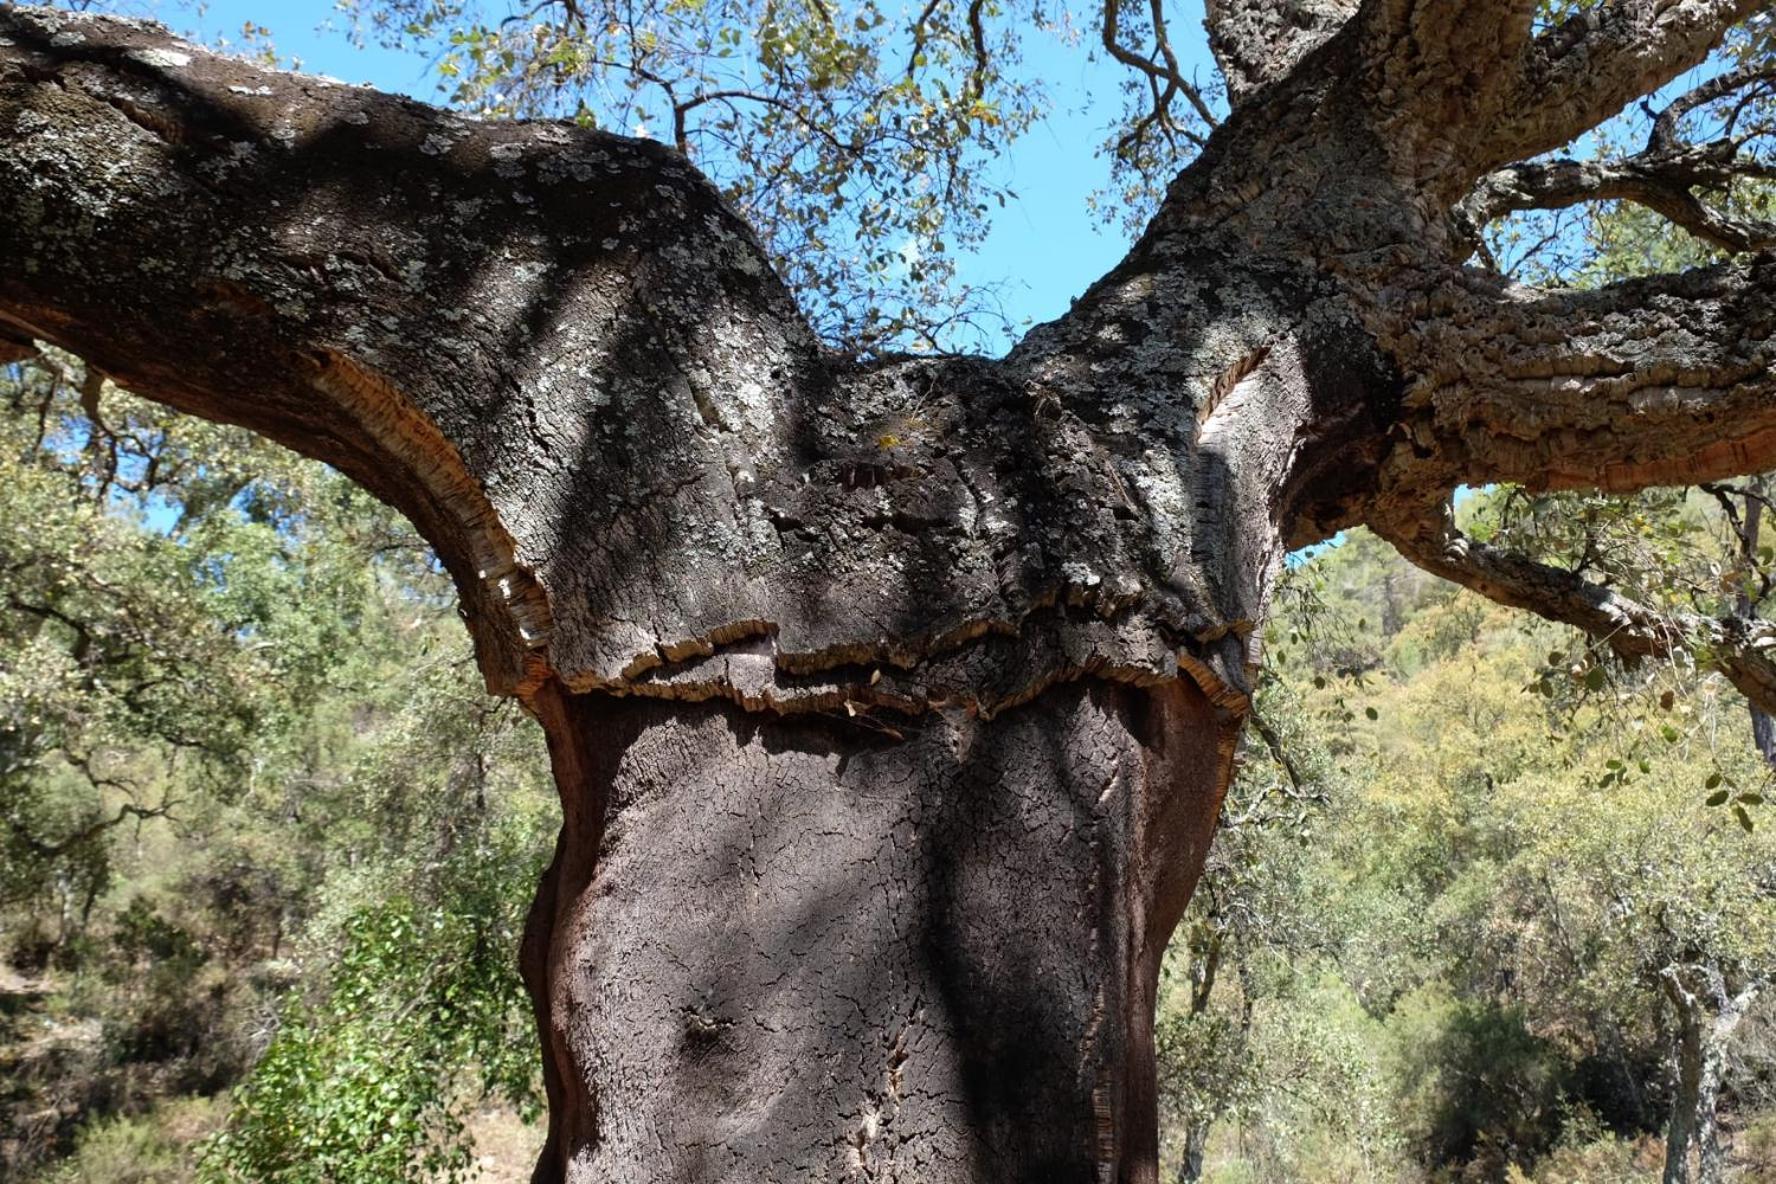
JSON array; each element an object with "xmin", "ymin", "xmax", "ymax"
[
  {"xmin": 1483, "ymin": 0, "xmax": 1764, "ymax": 173},
  {"xmin": 1372, "ymin": 507, "xmax": 1776, "ymax": 718},
  {"xmin": 1461, "ymin": 141, "xmax": 1776, "ymax": 255},
  {"xmin": 1370, "ymin": 256, "xmax": 1776, "ymax": 509},
  {"xmin": 0, "ymin": 7, "xmax": 1265, "ymax": 720},
  {"xmin": 1201, "ymin": 0, "xmax": 1356, "ymax": 106},
  {"xmin": 0, "ymin": 5, "xmax": 820, "ymax": 696}
]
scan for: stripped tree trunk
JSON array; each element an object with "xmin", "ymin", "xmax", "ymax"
[{"xmin": 5, "ymin": 4, "xmax": 1776, "ymax": 1181}]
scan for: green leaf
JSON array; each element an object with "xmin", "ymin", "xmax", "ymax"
[
  {"xmin": 1706, "ymin": 772, "xmax": 1723, "ymax": 789},
  {"xmin": 1734, "ymin": 804, "xmax": 1755, "ymax": 832},
  {"xmin": 1706, "ymin": 789, "xmax": 1730, "ymax": 807}
]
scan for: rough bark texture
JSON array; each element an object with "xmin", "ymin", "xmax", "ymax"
[
  {"xmin": 1661, "ymin": 966, "xmax": 1761, "ymax": 1184},
  {"xmin": 1200, "ymin": 0, "xmax": 1356, "ymax": 105},
  {"xmin": 523, "ymin": 680, "xmax": 1229, "ymax": 1182},
  {"xmin": 4, "ymin": 1, "xmax": 1776, "ymax": 1179}
]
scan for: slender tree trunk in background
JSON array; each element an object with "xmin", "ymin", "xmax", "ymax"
[
  {"xmin": 1663, "ymin": 988, "xmax": 1703, "ymax": 1184},
  {"xmin": 1750, "ymin": 705, "xmax": 1775, "ymax": 768},
  {"xmin": 1695, "ymin": 1035, "xmax": 1726, "ymax": 1184},
  {"xmin": 1740, "ymin": 489, "xmax": 1768, "ymax": 770},
  {"xmin": 1732, "ymin": 483, "xmax": 1776, "ymax": 767},
  {"xmin": 10, "ymin": 5, "xmax": 1776, "ymax": 1181},
  {"xmin": 1176, "ymin": 1119, "xmax": 1210, "ymax": 1184},
  {"xmin": 1662, "ymin": 965, "xmax": 1761, "ymax": 1184},
  {"xmin": 1697, "ymin": 982, "xmax": 1759, "ymax": 1184},
  {"xmin": 1166, "ymin": 925, "xmax": 1244, "ymax": 1183}
]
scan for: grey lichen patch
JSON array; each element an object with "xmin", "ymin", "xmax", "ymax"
[{"xmin": 128, "ymin": 47, "xmax": 190, "ymax": 69}]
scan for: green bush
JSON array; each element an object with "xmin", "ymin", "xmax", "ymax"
[
  {"xmin": 198, "ymin": 825, "xmax": 543, "ymax": 1184},
  {"xmin": 46, "ymin": 1097, "xmax": 227, "ymax": 1184}
]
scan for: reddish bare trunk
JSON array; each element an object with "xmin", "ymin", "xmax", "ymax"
[{"xmin": 520, "ymin": 680, "xmax": 1235, "ymax": 1182}]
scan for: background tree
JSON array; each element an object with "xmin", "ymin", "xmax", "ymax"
[{"xmin": 1151, "ymin": 512, "xmax": 1776, "ymax": 1183}]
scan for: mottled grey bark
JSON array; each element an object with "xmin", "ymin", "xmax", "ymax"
[
  {"xmin": 3, "ymin": 2, "xmax": 1776, "ymax": 1180},
  {"xmin": 1661, "ymin": 965, "xmax": 1761, "ymax": 1184}
]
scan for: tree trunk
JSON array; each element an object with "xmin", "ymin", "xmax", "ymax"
[
  {"xmin": 10, "ymin": 6, "xmax": 1776, "ymax": 1182},
  {"xmin": 1724, "ymin": 482, "xmax": 1776, "ymax": 767},
  {"xmin": 1749, "ymin": 707, "xmax": 1775, "ymax": 768},
  {"xmin": 1695, "ymin": 1025, "xmax": 1727, "ymax": 1184},
  {"xmin": 1176, "ymin": 1119, "xmax": 1211, "ymax": 1183},
  {"xmin": 1664, "ymin": 997, "xmax": 1703, "ymax": 1184},
  {"xmin": 1662, "ymin": 965, "xmax": 1761, "ymax": 1184},
  {"xmin": 521, "ymin": 679, "xmax": 1233, "ymax": 1182}
]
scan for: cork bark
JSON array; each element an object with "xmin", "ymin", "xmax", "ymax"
[{"xmin": 4, "ymin": 3, "xmax": 1776, "ymax": 1179}]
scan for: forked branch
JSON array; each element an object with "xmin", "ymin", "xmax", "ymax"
[
  {"xmin": 1462, "ymin": 63, "xmax": 1776, "ymax": 257},
  {"xmin": 1372, "ymin": 507, "xmax": 1776, "ymax": 717},
  {"xmin": 1102, "ymin": 0, "xmax": 1217, "ymax": 145},
  {"xmin": 1461, "ymin": 143, "xmax": 1776, "ymax": 254},
  {"xmin": 1651, "ymin": 60, "xmax": 1776, "ymax": 152}
]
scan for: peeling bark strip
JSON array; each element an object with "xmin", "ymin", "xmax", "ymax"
[
  {"xmin": 7, "ymin": 1, "xmax": 1776, "ymax": 1179},
  {"xmin": 312, "ymin": 351, "xmax": 556, "ymax": 688}
]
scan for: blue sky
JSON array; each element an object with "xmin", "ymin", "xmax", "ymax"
[{"xmin": 150, "ymin": 0, "xmax": 1219, "ymax": 340}]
